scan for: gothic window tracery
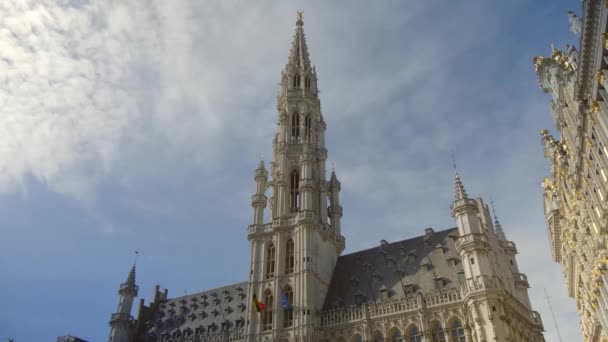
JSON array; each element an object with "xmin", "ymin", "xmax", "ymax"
[
  {"xmin": 389, "ymin": 327, "xmax": 404, "ymax": 342},
  {"xmin": 351, "ymin": 334, "xmax": 363, "ymax": 342},
  {"xmin": 430, "ymin": 321, "xmax": 446, "ymax": 342},
  {"xmin": 286, "ymin": 239, "xmax": 295, "ymax": 274},
  {"xmin": 291, "ymin": 112, "xmax": 300, "ymax": 142},
  {"xmin": 305, "ymin": 77, "xmax": 311, "ymax": 90},
  {"xmin": 304, "ymin": 115, "xmax": 312, "ymax": 142},
  {"xmin": 372, "ymin": 331, "xmax": 384, "ymax": 342},
  {"xmin": 290, "ymin": 170, "xmax": 300, "ymax": 210},
  {"xmin": 283, "ymin": 285, "xmax": 294, "ymax": 327},
  {"xmin": 450, "ymin": 319, "xmax": 466, "ymax": 342},
  {"xmin": 406, "ymin": 324, "xmax": 422, "ymax": 342},
  {"xmin": 266, "ymin": 243, "xmax": 276, "ymax": 279},
  {"xmin": 262, "ymin": 290, "xmax": 273, "ymax": 331},
  {"xmin": 293, "ymin": 74, "xmax": 301, "ymax": 88}
]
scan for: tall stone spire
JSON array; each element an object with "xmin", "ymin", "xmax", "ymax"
[
  {"xmin": 454, "ymin": 173, "xmax": 468, "ymax": 200},
  {"xmin": 491, "ymin": 202, "xmax": 507, "ymax": 241},
  {"xmin": 246, "ymin": 14, "xmax": 342, "ymax": 341},
  {"xmin": 109, "ymin": 261, "xmax": 139, "ymax": 342},
  {"xmin": 126, "ymin": 263, "xmax": 136, "ymax": 286},
  {"xmin": 287, "ymin": 11, "xmax": 311, "ymax": 69}
]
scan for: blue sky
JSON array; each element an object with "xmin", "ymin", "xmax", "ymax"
[{"xmin": 0, "ymin": 0, "xmax": 581, "ymax": 341}]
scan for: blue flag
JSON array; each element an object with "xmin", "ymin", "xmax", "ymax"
[{"xmin": 280, "ymin": 288, "xmax": 290, "ymax": 309}]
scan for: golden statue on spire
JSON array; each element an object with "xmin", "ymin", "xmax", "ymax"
[{"xmin": 296, "ymin": 11, "xmax": 304, "ymax": 26}]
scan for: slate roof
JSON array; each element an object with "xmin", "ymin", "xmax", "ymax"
[
  {"xmin": 144, "ymin": 282, "xmax": 248, "ymax": 339},
  {"xmin": 323, "ymin": 227, "xmax": 463, "ymax": 310}
]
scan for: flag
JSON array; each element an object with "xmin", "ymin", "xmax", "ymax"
[
  {"xmin": 280, "ymin": 288, "xmax": 290, "ymax": 310},
  {"xmin": 252, "ymin": 293, "xmax": 265, "ymax": 312}
]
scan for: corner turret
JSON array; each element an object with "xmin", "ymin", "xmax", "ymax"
[{"xmin": 108, "ymin": 263, "xmax": 139, "ymax": 342}]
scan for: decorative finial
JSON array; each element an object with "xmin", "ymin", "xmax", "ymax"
[
  {"xmin": 261, "ymin": 152, "xmax": 264, "ymax": 161},
  {"xmin": 134, "ymin": 250, "xmax": 139, "ymax": 266},
  {"xmin": 490, "ymin": 199, "xmax": 507, "ymax": 240},
  {"xmin": 296, "ymin": 11, "xmax": 304, "ymax": 26},
  {"xmin": 332, "ymin": 162, "xmax": 335, "ymax": 173}
]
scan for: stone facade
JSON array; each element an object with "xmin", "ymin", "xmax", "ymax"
[
  {"xmin": 108, "ymin": 13, "xmax": 545, "ymax": 342},
  {"xmin": 535, "ymin": 1, "xmax": 608, "ymax": 341}
]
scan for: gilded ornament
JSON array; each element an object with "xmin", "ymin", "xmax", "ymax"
[
  {"xmin": 533, "ymin": 56, "xmax": 545, "ymax": 72},
  {"xmin": 591, "ymin": 101, "xmax": 600, "ymax": 113},
  {"xmin": 598, "ymin": 70, "xmax": 606, "ymax": 85},
  {"xmin": 604, "ymin": 32, "xmax": 608, "ymax": 50}
]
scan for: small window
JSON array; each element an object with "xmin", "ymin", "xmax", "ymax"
[
  {"xmin": 470, "ymin": 258, "xmax": 475, "ymax": 265},
  {"xmin": 450, "ymin": 319, "xmax": 466, "ymax": 342},
  {"xmin": 290, "ymin": 170, "xmax": 300, "ymax": 211},
  {"xmin": 266, "ymin": 243, "xmax": 276, "ymax": 279},
  {"xmin": 283, "ymin": 286, "xmax": 294, "ymax": 327},
  {"xmin": 286, "ymin": 239, "xmax": 295, "ymax": 274},
  {"xmin": 262, "ymin": 290, "xmax": 273, "ymax": 331},
  {"xmin": 305, "ymin": 77, "xmax": 311, "ymax": 89},
  {"xmin": 293, "ymin": 74, "xmax": 301, "ymax": 88},
  {"xmin": 431, "ymin": 322, "xmax": 446, "ymax": 342},
  {"xmin": 304, "ymin": 115, "xmax": 312, "ymax": 142},
  {"xmin": 291, "ymin": 112, "xmax": 300, "ymax": 142}
]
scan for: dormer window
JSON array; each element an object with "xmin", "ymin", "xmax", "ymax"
[{"xmin": 354, "ymin": 290, "xmax": 367, "ymax": 305}]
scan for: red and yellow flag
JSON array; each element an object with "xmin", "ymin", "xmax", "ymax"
[{"xmin": 252, "ymin": 293, "xmax": 265, "ymax": 312}]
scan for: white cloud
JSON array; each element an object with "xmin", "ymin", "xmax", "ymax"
[{"xmin": 0, "ymin": 1, "xmax": 583, "ymax": 341}]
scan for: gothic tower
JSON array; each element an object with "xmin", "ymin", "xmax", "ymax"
[
  {"xmin": 108, "ymin": 264, "xmax": 138, "ymax": 342},
  {"xmin": 451, "ymin": 174, "xmax": 540, "ymax": 341},
  {"xmin": 246, "ymin": 12, "xmax": 345, "ymax": 342}
]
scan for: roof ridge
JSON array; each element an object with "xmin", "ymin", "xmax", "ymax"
[
  {"xmin": 340, "ymin": 226, "xmax": 459, "ymax": 257},
  {"xmin": 166, "ymin": 281, "xmax": 248, "ymax": 301}
]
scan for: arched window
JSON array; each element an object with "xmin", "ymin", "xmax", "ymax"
[
  {"xmin": 265, "ymin": 243, "xmax": 275, "ymax": 279},
  {"xmin": 304, "ymin": 115, "xmax": 312, "ymax": 142},
  {"xmin": 431, "ymin": 322, "xmax": 446, "ymax": 342},
  {"xmin": 406, "ymin": 325, "xmax": 422, "ymax": 342},
  {"xmin": 283, "ymin": 286, "xmax": 294, "ymax": 327},
  {"xmin": 290, "ymin": 170, "xmax": 300, "ymax": 211},
  {"xmin": 305, "ymin": 77, "xmax": 311, "ymax": 90},
  {"xmin": 293, "ymin": 74, "xmax": 301, "ymax": 88},
  {"xmin": 373, "ymin": 331, "xmax": 384, "ymax": 342},
  {"xmin": 291, "ymin": 112, "xmax": 300, "ymax": 142},
  {"xmin": 286, "ymin": 239, "xmax": 295, "ymax": 274},
  {"xmin": 262, "ymin": 290, "xmax": 273, "ymax": 331},
  {"xmin": 390, "ymin": 327, "xmax": 403, "ymax": 342},
  {"xmin": 351, "ymin": 334, "xmax": 363, "ymax": 342},
  {"xmin": 450, "ymin": 319, "xmax": 466, "ymax": 342}
]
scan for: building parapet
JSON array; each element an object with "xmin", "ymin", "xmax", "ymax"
[{"xmin": 320, "ymin": 289, "xmax": 462, "ymax": 327}]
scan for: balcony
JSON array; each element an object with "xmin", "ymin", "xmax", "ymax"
[
  {"xmin": 109, "ymin": 312, "xmax": 133, "ymax": 323},
  {"xmin": 530, "ymin": 310, "xmax": 545, "ymax": 330},
  {"xmin": 501, "ymin": 240, "xmax": 517, "ymax": 254},
  {"xmin": 454, "ymin": 233, "xmax": 489, "ymax": 252},
  {"xmin": 119, "ymin": 283, "xmax": 138, "ymax": 294},
  {"xmin": 513, "ymin": 273, "xmax": 530, "ymax": 288}
]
